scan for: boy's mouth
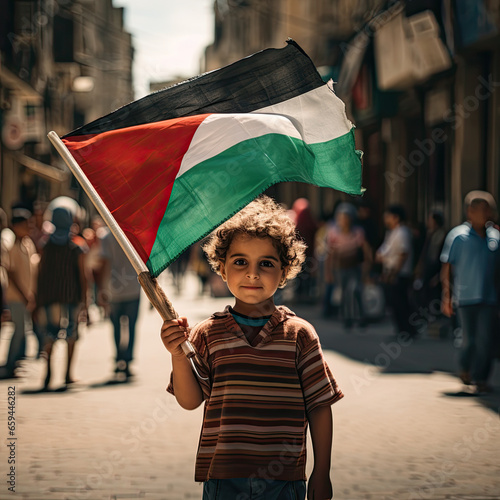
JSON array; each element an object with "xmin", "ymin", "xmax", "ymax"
[{"xmin": 241, "ymin": 285, "xmax": 262, "ymax": 289}]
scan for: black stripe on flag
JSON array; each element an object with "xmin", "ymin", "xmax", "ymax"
[{"xmin": 63, "ymin": 40, "xmax": 324, "ymax": 138}]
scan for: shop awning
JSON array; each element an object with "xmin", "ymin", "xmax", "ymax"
[
  {"xmin": 335, "ymin": 32, "xmax": 370, "ymax": 98},
  {"xmin": 336, "ymin": 2, "xmax": 405, "ymax": 98}
]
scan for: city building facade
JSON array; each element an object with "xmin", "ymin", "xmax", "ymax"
[
  {"xmin": 0, "ymin": 0, "xmax": 133, "ymax": 218},
  {"xmin": 204, "ymin": 0, "xmax": 500, "ymax": 233}
]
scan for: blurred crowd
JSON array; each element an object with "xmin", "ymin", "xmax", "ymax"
[
  {"xmin": 284, "ymin": 192, "xmax": 499, "ymax": 393},
  {"xmin": 1, "ymin": 191, "xmax": 499, "ymax": 393},
  {"xmin": 0, "ymin": 197, "xmax": 140, "ymax": 389},
  {"xmin": 284, "ymin": 197, "xmax": 445, "ymax": 331}
]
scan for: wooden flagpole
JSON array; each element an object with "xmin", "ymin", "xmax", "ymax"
[{"xmin": 47, "ymin": 131, "xmax": 201, "ymax": 367}]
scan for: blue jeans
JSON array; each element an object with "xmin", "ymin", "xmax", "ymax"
[
  {"xmin": 457, "ymin": 304, "xmax": 495, "ymax": 383},
  {"xmin": 203, "ymin": 478, "xmax": 306, "ymax": 500},
  {"xmin": 110, "ymin": 299, "xmax": 140, "ymax": 362}
]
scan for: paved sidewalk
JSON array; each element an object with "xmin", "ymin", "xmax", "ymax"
[{"xmin": 1, "ymin": 273, "xmax": 499, "ymax": 500}]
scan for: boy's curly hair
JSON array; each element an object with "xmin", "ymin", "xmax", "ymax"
[{"xmin": 202, "ymin": 195, "xmax": 307, "ymax": 288}]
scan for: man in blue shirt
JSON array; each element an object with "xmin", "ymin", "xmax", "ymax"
[{"xmin": 440, "ymin": 191, "xmax": 499, "ymax": 393}]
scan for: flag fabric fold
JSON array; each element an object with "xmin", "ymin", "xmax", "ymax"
[{"xmin": 62, "ymin": 40, "xmax": 363, "ymax": 277}]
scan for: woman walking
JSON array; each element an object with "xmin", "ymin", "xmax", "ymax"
[{"xmin": 37, "ymin": 206, "xmax": 87, "ymax": 390}]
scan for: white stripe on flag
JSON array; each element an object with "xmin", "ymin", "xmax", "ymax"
[
  {"xmin": 176, "ymin": 85, "xmax": 352, "ymax": 180},
  {"xmin": 176, "ymin": 112, "xmax": 300, "ymax": 179},
  {"xmin": 254, "ymin": 84, "xmax": 353, "ymax": 144}
]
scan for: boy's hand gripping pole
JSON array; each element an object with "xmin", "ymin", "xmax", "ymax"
[
  {"xmin": 137, "ymin": 273, "xmax": 207, "ymax": 380},
  {"xmin": 136, "ymin": 272, "xmax": 195, "ymax": 358},
  {"xmin": 47, "ymin": 131, "xmax": 207, "ymax": 381}
]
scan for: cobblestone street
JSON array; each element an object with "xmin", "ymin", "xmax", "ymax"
[{"xmin": 1, "ymin": 274, "xmax": 499, "ymax": 500}]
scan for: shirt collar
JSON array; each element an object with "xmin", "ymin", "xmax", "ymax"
[
  {"xmin": 212, "ymin": 305, "xmax": 296, "ymax": 346},
  {"xmin": 461, "ymin": 222, "xmax": 499, "ymax": 248},
  {"xmin": 212, "ymin": 305, "xmax": 295, "ymax": 321}
]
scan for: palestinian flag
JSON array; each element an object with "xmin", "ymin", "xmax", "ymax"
[{"xmin": 62, "ymin": 40, "xmax": 363, "ymax": 277}]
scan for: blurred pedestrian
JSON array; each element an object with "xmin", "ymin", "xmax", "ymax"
[
  {"xmin": 320, "ymin": 206, "xmax": 341, "ymax": 318},
  {"xmin": 82, "ymin": 227, "xmax": 98, "ymax": 307},
  {"xmin": 326, "ymin": 203, "xmax": 371, "ymax": 329},
  {"xmin": 356, "ymin": 198, "xmax": 378, "ymax": 252},
  {"xmin": 99, "ymin": 231, "xmax": 141, "ymax": 380},
  {"xmin": 30, "ymin": 200, "xmax": 49, "ymax": 252},
  {"xmin": 414, "ymin": 210, "xmax": 446, "ymax": 310},
  {"xmin": 190, "ymin": 242, "xmax": 211, "ymax": 295},
  {"xmin": 37, "ymin": 207, "xmax": 87, "ymax": 390},
  {"xmin": 83, "ymin": 218, "xmax": 108, "ymax": 320},
  {"xmin": 25, "ymin": 200, "xmax": 47, "ymax": 358},
  {"xmin": 376, "ymin": 204, "xmax": 418, "ymax": 338},
  {"xmin": 316, "ymin": 211, "xmax": 335, "ymax": 317},
  {"xmin": 290, "ymin": 198, "xmax": 318, "ymax": 301},
  {"xmin": 169, "ymin": 248, "xmax": 190, "ymax": 295},
  {"xmin": 88, "ymin": 217, "xmax": 107, "ymax": 311},
  {"xmin": 440, "ymin": 191, "xmax": 499, "ymax": 393},
  {"xmin": 0, "ymin": 208, "xmax": 7, "ymax": 328},
  {"xmin": 0, "ymin": 204, "xmax": 37, "ymax": 379}
]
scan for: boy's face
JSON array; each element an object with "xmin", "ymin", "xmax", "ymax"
[{"xmin": 220, "ymin": 234, "xmax": 286, "ymax": 315}]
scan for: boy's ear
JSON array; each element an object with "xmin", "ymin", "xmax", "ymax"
[
  {"xmin": 279, "ymin": 266, "xmax": 290, "ymax": 286},
  {"xmin": 219, "ymin": 260, "xmax": 227, "ymax": 281}
]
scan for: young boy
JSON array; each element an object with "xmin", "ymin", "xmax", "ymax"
[{"xmin": 161, "ymin": 196, "xmax": 343, "ymax": 500}]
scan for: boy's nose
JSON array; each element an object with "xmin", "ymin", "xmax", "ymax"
[{"xmin": 246, "ymin": 268, "xmax": 260, "ymax": 279}]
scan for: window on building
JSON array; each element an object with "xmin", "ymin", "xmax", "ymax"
[
  {"xmin": 53, "ymin": 14, "xmax": 74, "ymax": 62},
  {"xmin": 14, "ymin": 0, "xmax": 36, "ymax": 36}
]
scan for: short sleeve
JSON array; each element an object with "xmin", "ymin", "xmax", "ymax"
[
  {"xmin": 297, "ymin": 326, "xmax": 344, "ymax": 413},
  {"xmin": 166, "ymin": 321, "xmax": 212, "ymax": 400},
  {"xmin": 326, "ymin": 228, "xmax": 337, "ymax": 248},
  {"xmin": 397, "ymin": 227, "xmax": 411, "ymax": 254},
  {"xmin": 440, "ymin": 230, "xmax": 458, "ymax": 264}
]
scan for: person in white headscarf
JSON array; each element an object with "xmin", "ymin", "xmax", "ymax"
[{"xmin": 37, "ymin": 207, "xmax": 87, "ymax": 390}]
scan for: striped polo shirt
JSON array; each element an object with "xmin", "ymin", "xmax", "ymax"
[{"xmin": 167, "ymin": 305, "xmax": 344, "ymax": 482}]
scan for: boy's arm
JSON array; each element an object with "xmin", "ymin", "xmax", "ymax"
[
  {"xmin": 161, "ymin": 318, "xmax": 204, "ymax": 410},
  {"xmin": 307, "ymin": 405, "xmax": 333, "ymax": 500},
  {"xmin": 171, "ymin": 354, "xmax": 204, "ymax": 410}
]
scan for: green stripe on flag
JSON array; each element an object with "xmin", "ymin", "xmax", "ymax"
[{"xmin": 147, "ymin": 128, "xmax": 362, "ymax": 276}]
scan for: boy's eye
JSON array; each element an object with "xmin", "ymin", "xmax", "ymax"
[
  {"xmin": 234, "ymin": 259, "xmax": 247, "ymax": 266},
  {"xmin": 260, "ymin": 260, "xmax": 275, "ymax": 268}
]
